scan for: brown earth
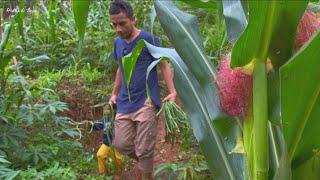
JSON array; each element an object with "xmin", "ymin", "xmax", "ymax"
[
  {"xmin": 56, "ymin": 76, "xmax": 105, "ymax": 150},
  {"xmin": 56, "ymin": 76, "xmax": 182, "ymax": 179}
]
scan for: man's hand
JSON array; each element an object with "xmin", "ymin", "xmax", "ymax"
[
  {"xmin": 109, "ymin": 94, "xmax": 118, "ymax": 106},
  {"xmin": 162, "ymin": 92, "xmax": 177, "ymax": 103}
]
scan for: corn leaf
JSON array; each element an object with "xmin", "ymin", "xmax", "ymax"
[
  {"xmin": 121, "ymin": 40, "xmax": 145, "ymax": 88},
  {"xmin": 49, "ymin": 0, "xmax": 58, "ymax": 43},
  {"xmin": 231, "ymin": 1, "xmax": 307, "ymax": 68},
  {"xmin": 155, "ymin": 0, "xmax": 223, "ymax": 121},
  {"xmin": 180, "ymin": 0, "xmax": 217, "ymax": 9},
  {"xmin": 154, "ymin": 1, "xmax": 246, "ymax": 178},
  {"xmin": 266, "ymin": 0, "xmax": 307, "ymax": 138},
  {"xmin": 292, "ymin": 152, "xmax": 320, "ymax": 180},
  {"xmin": 268, "ymin": 1, "xmax": 308, "ymax": 70},
  {"xmin": 222, "ymin": 0, "xmax": 307, "ymax": 126},
  {"xmin": 122, "ymin": 39, "xmax": 245, "ymax": 179},
  {"xmin": 230, "ymin": 2, "xmax": 309, "ymax": 178},
  {"xmin": 231, "ymin": 1, "xmax": 279, "ymax": 67},
  {"xmin": 221, "ymin": 0, "xmax": 248, "ymax": 42},
  {"xmin": 280, "ymin": 32, "xmax": 320, "ymax": 164},
  {"xmin": 142, "ymin": 40, "xmax": 241, "ymax": 179},
  {"xmin": 229, "ymin": 2, "xmax": 279, "ymax": 178},
  {"xmin": 293, "ymin": 96, "xmax": 320, "ymax": 164},
  {"xmin": 72, "ymin": 0, "xmax": 90, "ymax": 43},
  {"xmin": 155, "ymin": 0, "xmax": 216, "ymax": 81}
]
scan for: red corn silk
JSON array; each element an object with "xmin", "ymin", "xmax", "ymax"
[
  {"xmin": 216, "ymin": 57, "xmax": 252, "ymax": 118},
  {"xmin": 296, "ymin": 10, "xmax": 320, "ymax": 49}
]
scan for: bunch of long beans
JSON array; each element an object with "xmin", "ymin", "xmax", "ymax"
[{"xmin": 157, "ymin": 101, "xmax": 189, "ymax": 144}]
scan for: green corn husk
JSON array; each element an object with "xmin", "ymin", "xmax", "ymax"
[{"xmin": 157, "ymin": 101, "xmax": 189, "ymax": 144}]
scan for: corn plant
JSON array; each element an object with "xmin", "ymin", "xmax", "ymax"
[
  {"xmin": 120, "ymin": 0, "xmax": 320, "ymax": 179},
  {"xmin": 73, "ymin": 0, "xmax": 320, "ymax": 179}
]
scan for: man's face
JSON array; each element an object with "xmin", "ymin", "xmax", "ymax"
[{"xmin": 110, "ymin": 12, "xmax": 136, "ymax": 39}]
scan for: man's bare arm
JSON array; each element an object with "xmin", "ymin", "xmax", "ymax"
[
  {"xmin": 159, "ymin": 61, "xmax": 177, "ymax": 102},
  {"xmin": 109, "ymin": 67, "xmax": 122, "ymax": 105}
]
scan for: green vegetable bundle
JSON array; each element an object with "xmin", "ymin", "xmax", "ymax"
[{"xmin": 157, "ymin": 101, "xmax": 189, "ymax": 144}]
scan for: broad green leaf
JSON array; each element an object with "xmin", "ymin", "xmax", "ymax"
[
  {"xmin": 121, "ymin": 40, "xmax": 145, "ymax": 88},
  {"xmin": 230, "ymin": 2, "xmax": 285, "ymax": 178},
  {"xmin": 154, "ymin": 0, "xmax": 224, "ymax": 122},
  {"xmin": 267, "ymin": 1, "xmax": 308, "ymax": 141},
  {"xmin": 124, "ymin": 40, "xmax": 244, "ymax": 179},
  {"xmin": 180, "ymin": 0, "xmax": 217, "ymax": 9},
  {"xmin": 224, "ymin": 0, "xmax": 307, "ymax": 125},
  {"xmin": 292, "ymin": 152, "xmax": 320, "ymax": 180},
  {"xmin": 231, "ymin": 1, "xmax": 280, "ymax": 67},
  {"xmin": 221, "ymin": 0, "xmax": 248, "ymax": 42},
  {"xmin": 231, "ymin": 0, "xmax": 307, "ymax": 68},
  {"xmin": 145, "ymin": 44, "xmax": 235, "ymax": 180},
  {"xmin": 154, "ymin": 1, "xmax": 246, "ymax": 178},
  {"xmin": 72, "ymin": 0, "xmax": 90, "ymax": 43},
  {"xmin": 155, "ymin": 0, "xmax": 216, "ymax": 82},
  {"xmin": 294, "ymin": 96, "xmax": 320, "ymax": 165},
  {"xmin": 268, "ymin": 1, "xmax": 308, "ymax": 69},
  {"xmin": 280, "ymin": 32, "xmax": 320, "ymax": 162}
]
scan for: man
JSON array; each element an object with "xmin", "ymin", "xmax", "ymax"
[{"xmin": 108, "ymin": 0, "xmax": 176, "ymax": 179}]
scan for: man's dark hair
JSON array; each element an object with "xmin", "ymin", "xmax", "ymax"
[{"xmin": 109, "ymin": 0, "xmax": 134, "ymax": 18}]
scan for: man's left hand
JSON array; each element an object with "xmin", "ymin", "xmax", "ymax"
[{"xmin": 162, "ymin": 92, "xmax": 177, "ymax": 103}]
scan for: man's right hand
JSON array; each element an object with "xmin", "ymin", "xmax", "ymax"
[{"xmin": 108, "ymin": 94, "xmax": 118, "ymax": 106}]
